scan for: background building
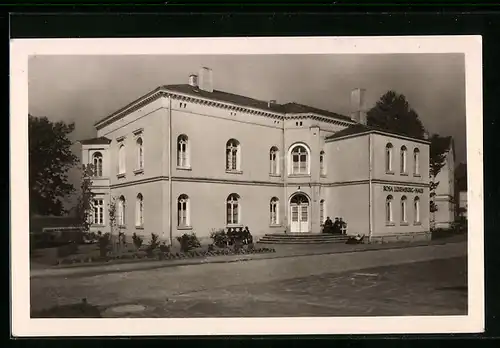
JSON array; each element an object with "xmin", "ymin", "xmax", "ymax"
[
  {"xmin": 433, "ymin": 138, "xmax": 456, "ymax": 229},
  {"xmin": 81, "ymin": 67, "xmax": 431, "ymax": 245}
]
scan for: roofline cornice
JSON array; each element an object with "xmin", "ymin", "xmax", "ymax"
[
  {"xmin": 95, "ymin": 87, "xmax": 356, "ymax": 130},
  {"xmin": 325, "ymin": 130, "xmax": 431, "ymax": 145}
]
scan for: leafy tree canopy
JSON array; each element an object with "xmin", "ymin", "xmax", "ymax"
[
  {"xmin": 367, "ymin": 90, "xmax": 426, "ymax": 139},
  {"xmin": 29, "ymin": 114, "xmax": 78, "ymax": 216}
]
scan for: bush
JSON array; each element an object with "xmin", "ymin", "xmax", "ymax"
[
  {"xmin": 176, "ymin": 232, "xmax": 201, "ymax": 253},
  {"xmin": 210, "ymin": 229, "xmax": 228, "ymax": 248},
  {"xmin": 98, "ymin": 233, "xmax": 111, "ymax": 257},
  {"xmin": 146, "ymin": 233, "xmax": 161, "ymax": 256},
  {"xmin": 159, "ymin": 241, "xmax": 170, "ymax": 253},
  {"xmin": 56, "ymin": 242, "xmax": 79, "ymax": 258},
  {"xmin": 132, "ymin": 233, "xmax": 144, "ymax": 250}
]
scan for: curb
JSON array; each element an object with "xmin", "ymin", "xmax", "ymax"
[{"xmin": 30, "ymin": 239, "xmax": 464, "ymax": 280}]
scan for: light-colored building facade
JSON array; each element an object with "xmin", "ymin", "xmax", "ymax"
[
  {"xmin": 81, "ymin": 67, "xmax": 431, "ymax": 245},
  {"xmin": 433, "ymin": 138, "xmax": 456, "ymax": 229}
]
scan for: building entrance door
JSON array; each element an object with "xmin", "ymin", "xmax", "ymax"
[{"xmin": 290, "ymin": 193, "xmax": 310, "ymax": 233}]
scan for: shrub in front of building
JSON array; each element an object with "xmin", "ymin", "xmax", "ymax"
[{"xmin": 176, "ymin": 232, "xmax": 201, "ymax": 253}]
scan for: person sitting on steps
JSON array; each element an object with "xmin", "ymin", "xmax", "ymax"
[{"xmin": 323, "ymin": 216, "xmax": 333, "ymax": 234}]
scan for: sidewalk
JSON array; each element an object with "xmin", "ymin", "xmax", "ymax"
[{"xmin": 30, "ymin": 235, "xmax": 466, "ymax": 279}]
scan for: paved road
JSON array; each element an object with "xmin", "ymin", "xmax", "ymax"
[{"xmin": 31, "ymin": 242, "xmax": 467, "ymax": 317}]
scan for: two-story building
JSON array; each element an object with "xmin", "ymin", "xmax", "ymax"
[{"xmin": 80, "ymin": 67, "xmax": 431, "ymax": 245}]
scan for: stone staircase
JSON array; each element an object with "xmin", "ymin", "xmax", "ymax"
[{"xmin": 257, "ymin": 233, "xmax": 349, "ymax": 245}]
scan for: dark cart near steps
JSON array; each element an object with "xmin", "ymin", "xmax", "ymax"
[{"xmin": 346, "ymin": 234, "xmax": 365, "ymax": 244}]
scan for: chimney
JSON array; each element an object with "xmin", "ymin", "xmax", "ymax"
[
  {"xmin": 188, "ymin": 74, "xmax": 198, "ymax": 87},
  {"xmin": 268, "ymin": 99, "xmax": 277, "ymax": 108},
  {"xmin": 350, "ymin": 88, "xmax": 367, "ymax": 125},
  {"xmin": 198, "ymin": 67, "xmax": 213, "ymax": 92}
]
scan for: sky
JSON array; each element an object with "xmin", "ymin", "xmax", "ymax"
[{"xmin": 28, "ymin": 53, "xmax": 466, "ymax": 208}]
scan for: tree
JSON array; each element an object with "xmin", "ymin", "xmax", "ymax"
[
  {"xmin": 367, "ymin": 91, "xmax": 451, "ymax": 218},
  {"xmin": 367, "ymin": 91, "xmax": 426, "ymax": 139},
  {"xmin": 75, "ymin": 164, "xmax": 95, "ymax": 234},
  {"xmin": 29, "ymin": 115, "xmax": 78, "ymax": 216}
]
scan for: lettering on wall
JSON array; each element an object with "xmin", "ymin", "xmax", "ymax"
[{"xmin": 383, "ymin": 185, "xmax": 424, "ymax": 194}]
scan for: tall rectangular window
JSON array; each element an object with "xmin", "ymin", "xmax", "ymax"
[{"xmin": 93, "ymin": 199, "xmax": 104, "ymax": 225}]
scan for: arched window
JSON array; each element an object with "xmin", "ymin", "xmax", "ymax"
[
  {"xmin": 414, "ymin": 196, "xmax": 421, "ymax": 223},
  {"xmin": 386, "ymin": 195, "xmax": 393, "ymax": 223},
  {"xmin": 320, "ymin": 151, "xmax": 326, "ymax": 176},
  {"xmin": 400, "ymin": 146, "xmax": 408, "ymax": 174},
  {"xmin": 226, "ymin": 139, "xmax": 241, "ymax": 171},
  {"xmin": 401, "ymin": 195, "xmax": 408, "ymax": 223},
  {"xmin": 92, "ymin": 152, "xmax": 103, "ymax": 177},
  {"xmin": 385, "ymin": 143, "xmax": 393, "ymax": 173},
  {"xmin": 118, "ymin": 195, "xmax": 126, "ymax": 226},
  {"xmin": 177, "ymin": 134, "xmax": 189, "ymax": 168},
  {"xmin": 270, "ymin": 197, "xmax": 279, "ymax": 225},
  {"xmin": 226, "ymin": 193, "xmax": 240, "ymax": 225},
  {"xmin": 135, "ymin": 193, "xmax": 144, "ymax": 227},
  {"xmin": 136, "ymin": 137, "xmax": 144, "ymax": 170},
  {"xmin": 177, "ymin": 194, "xmax": 190, "ymax": 227},
  {"xmin": 289, "ymin": 144, "xmax": 310, "ymax": 175},
  {"xmin": 118, "ymin": 144, "xmax": 126, "ymax": 174},
  {"xmin": 413, "ymin": 148, "xmax": 420, "ymax": 175},
  {"xmin": 320, "ymin": 199, "xmax": 325, "ymax": 225},
  {"xmin": 269, "ymin": 146, "xmax": 279, "ymax": 175}
]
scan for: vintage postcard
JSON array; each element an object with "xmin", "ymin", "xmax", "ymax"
[{"xmin": 10, "ymin": 36, "xmax": 483, "ymax": 336}]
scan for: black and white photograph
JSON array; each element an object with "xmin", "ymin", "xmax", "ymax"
[{"xmin": 11, "ymin": 36, "xmax": 483, "ymax": 336}]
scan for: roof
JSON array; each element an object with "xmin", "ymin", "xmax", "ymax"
[
  {"xmin": 79, "ymin": 137, "xmax": 112, "ymax": 145},
  {"xmin": 94, "ymin": 84, "xmax": 353, "ymax": 127},
  {"xmin": 325, "ymin": 124, "xmax": 429, "ymax": 143}
]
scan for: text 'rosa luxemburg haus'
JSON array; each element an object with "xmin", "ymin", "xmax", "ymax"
[{"xmin": 80, "ymin": 67, "xmax": 432, "ymax": 245}]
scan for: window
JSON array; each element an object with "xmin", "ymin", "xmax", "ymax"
[
  {"xmin": 226, "ymin": 139, "xmax": 241, "ymax": 171},
  {"xmin": 135, "ymin": 193, "xmax": 144, "ymax": 227},
  {"xmin": 177, "ymin": 134, "xmax": 189, "ymax": 168},
  {"xmin": 136, "ymin": 137, "xmax": 144, "ymax": 170},
  {"xmin": 226, "ymin": 193, "xmax": 240, "ymax": 225},
  {"xmin": 269, "ymin": 147, "xmax": 279, "ymax": 175},
  {"xmin": 413, "ymin": 148, "xmax": 420, "ymax": 175},
  {"xmin": 289, "ymin": 144, "xmax": 310, "ymax": 175},
  {"xmin": 92, "ymin": 199, "xmax": 104, "ymax": 225},
  {"xmin": 401, "ymin": 196, "xmax": 408, "ymax": 223},
  {"xmin": 400, "ymin": 146, "xmax": 408, "ymax": 174},
  {"xmin": 118, "ymin": 144, "xmax": 126, "ymax": 174},
  {"xmin": 320, "ymin": 151, "xmax": 326, "ymax": 176},
  {"xmin": 177, "ymin": 194, "xmax": 190, "ymax": 227},
  {"xmin": 92, "ymin": 152, "xmax": 103, "ymax": 177},
  {"xmin": 414, "ymin": 197, "xmax": 421, "ymax": 223},
  {"xmin": 118, "ymin": 195, "xmax": 126, "ymax": 226},
  {"xmin": 386, "ymin": 195, "xmax": 393, "ymax": 223},
  {"xmin": 320, "ymin": 199, "xmax": 325, "ymax": 225},
  {"xmin": 270, "ymin": 197, "xmax": 279, "ymax": 225},
  {"xmin": 385, "ymin": 143, "xmax": 393, "ymax": 172}
]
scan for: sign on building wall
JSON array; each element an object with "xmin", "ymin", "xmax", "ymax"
[{"xmin": 383, "ymin": 185, "xmax": 424, "ymax": 194}]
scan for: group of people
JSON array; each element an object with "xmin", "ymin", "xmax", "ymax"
[
  {"xmin": 322, "ymin": 216, "xmax": 347, "ymax": 235},
  {"xmin": 227, "ymin": 226, "xmax": 253, "ymax": 245}
]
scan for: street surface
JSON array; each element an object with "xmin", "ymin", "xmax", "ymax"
[{"xmin": 31, "ymin": 242, "xmax": 467, "ymax": 317}]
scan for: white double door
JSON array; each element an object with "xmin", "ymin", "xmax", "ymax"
[{"xmin": 290, "ymin": 194, "xmax": 310, "ymax": 233}]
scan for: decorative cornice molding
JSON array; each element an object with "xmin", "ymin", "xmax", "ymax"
[{"xmin": 95, "ymin": 87, "xmax": 355, "ymax": 130}]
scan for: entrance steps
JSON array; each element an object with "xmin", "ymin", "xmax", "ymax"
[{"xmin": 257, "ymin": 233, "xmax": 349, "ymax": 245}]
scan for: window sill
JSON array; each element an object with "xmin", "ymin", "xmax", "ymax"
[
  {"xmin": 386, "ymin": 223, "xmax": 396, "ymax": 227},
  {"xmin": 386, "ymin": 171, "xmax": 395, "ymax": 175},
  {"xmin": 400, "ymin": 222, "xmax": 409, "ymax": 226},
  {"xmin": 227, "ymin": 224, "xmax": 244, "ymax": 228},
  {"xmin": 288, "ymin": 174, "xmax": 311, "ymax": 178},
  {"xmin": 91, "ymin": 224, "xmax": 106, "ymax": 228},
  {"xmin": 135, "ymin": 226, "xmax": 144, "ymax": 230},
  {"xmin": 118, "ymin": 225, "xmax": 126, "ymax": 229},
  {"xmin": 413, "ymin": 222, "xmax": 422, "ymax": 226},
  {"xmin": 269, "ymin": 173, "xmax": 281, "ymax": 177},
  {"xmin": 270, "ymin": 224, "xmax": 282, "ymax": 228},
  {"xmin": 117, "ymin": 173, "xmax": 126, "ymax": 179},
  {"xmin": 133, "ymin": 169, "xmax": 144, "ymax": 175},
  {"xmin": 320, "ymin": 174, "xmax": 327, "ymax": 178},
  {"xmin": 177, "ymin": 225, "xmax": 193, "ymax": 230},
  {"xmin": 413, "ymin": 174, "xmax": 421, "ymax": 177},
  {"xmin": 177, "ymin": 166, "xmax": 192, "ymax": 171},
  {"xmin": 226, "ymin": 170, "xmax": 243, "ymax": 175},
  {"xmin": 400, "ymin": 173, "xmax": 409, "ymax": 176}
]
